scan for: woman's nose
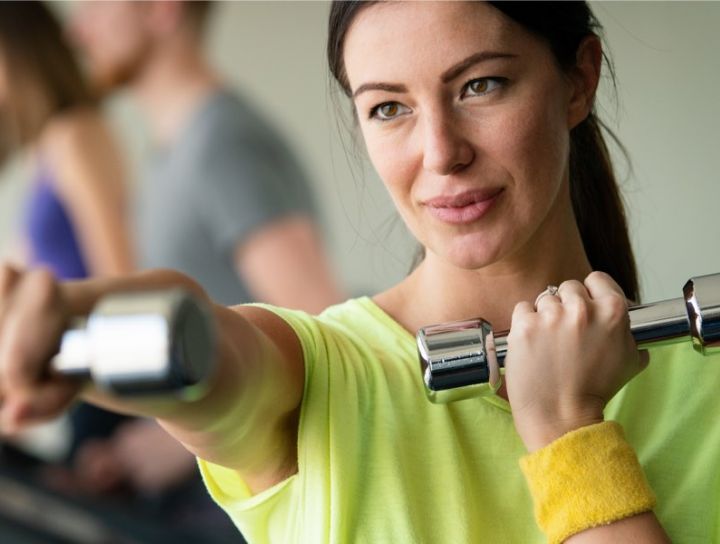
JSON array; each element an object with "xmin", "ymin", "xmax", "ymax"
[{"xmin": 421, "ymin": 111, "xmax": 474, "ymax": 176}]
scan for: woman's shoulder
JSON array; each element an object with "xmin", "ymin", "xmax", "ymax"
[
  {"xmin": 322, "ymin": 297, "xmax": 413, "ymax": 338},
  {"xmin": 39, "ymin": 107, "xmax": 124, "ymax": 191},
  {"xmin": 251, "ymin": 297, "xmax": 415, "ymax": 355},
  {"xmin": 41, "ymin": 107, "xmax": 106, "ymax": 150},
  {"xmin": 40, "ymin": 108, "xmax": 90, "ymax": 163}
]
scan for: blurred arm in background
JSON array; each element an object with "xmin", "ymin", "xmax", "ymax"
[
  {"xmin": 0, "ymin": 2, "xmax": 134, "ymax": 280},
  {"xmin": 41, "ymin": 110, "xmax": 134, "ymax": 277}
]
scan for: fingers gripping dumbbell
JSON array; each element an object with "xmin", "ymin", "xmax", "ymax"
[
  {"xmin": 51, "ymin": 289, "xmax": 215, "ymax": 399},
  {"xmin": 418, "ymin": 272, "xmax": 720, "ymax": 403}
]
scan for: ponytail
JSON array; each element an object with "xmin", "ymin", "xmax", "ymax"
[{"xmin": 570, "ymin": 114, "xmax": 638, "ymax": 301}]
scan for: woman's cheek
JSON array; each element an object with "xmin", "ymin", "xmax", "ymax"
[
  {"xmin": 507, "ymin": 100, "xmax": 569, "ymax": 185},
  {"xmin": 365, "ymin": 135, "xmax": 417, "ymax": 200},
  {"xmin": 364, "ymin": 129, "xmax": 400, "ymax": 178}
]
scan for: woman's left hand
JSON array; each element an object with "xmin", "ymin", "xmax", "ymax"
[{"xmin": 504, "ymin": 271, "xmax": 649, "ymax": 452}]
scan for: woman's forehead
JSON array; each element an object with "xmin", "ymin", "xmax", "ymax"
[{"xmin": 343, "ymin": 2, "xmax": 532, "ymax": 91}]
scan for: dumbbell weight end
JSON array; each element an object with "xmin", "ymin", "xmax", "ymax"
[{"xmin": 51, "ymin": 289, "xmax": 216, "ymax": 400}]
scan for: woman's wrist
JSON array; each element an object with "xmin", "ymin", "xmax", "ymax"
[
  {"xmin": 519, "ymin": 421, "xmax": 656, "ymax": 544},
  {"xmin": 513, "ymin": 403, "xmax": 605, "ymax": 452}
]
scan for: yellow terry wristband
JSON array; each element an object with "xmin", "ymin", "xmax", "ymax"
[{"xmin": 519, "ymin": 421, "xmax": 656, "ymax": 544}]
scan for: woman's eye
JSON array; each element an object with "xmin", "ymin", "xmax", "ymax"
[
  {"xmin": 369, "ymin": 102, "xmax": 410, "ymax": 121},
  {"xmin": 462, "ymin": 77, "xmax": 505, "ymax": 98}
]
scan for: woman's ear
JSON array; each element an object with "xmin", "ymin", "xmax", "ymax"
[{"xmin": 567, "ymin": 35, "xmax": 602, "ymax": 129}]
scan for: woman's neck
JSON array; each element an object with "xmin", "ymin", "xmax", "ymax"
[{"xmin": 374, "ymin": 214, "xmax": 592, "ymax": 335}]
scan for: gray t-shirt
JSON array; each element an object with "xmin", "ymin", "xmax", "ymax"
[{"xmin": 135, "ymin": 90, "xmax": 317, "ymax": 305}]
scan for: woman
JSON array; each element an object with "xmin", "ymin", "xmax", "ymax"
[
  {"xmin": 0, "ymin": 0, "xmax": 133, "ymax": 461},
  {"xmin": 0, "ymin": 0, "xmax": 151, "ymax": 516},
  {"xmin": 0, "ymin": 2, "xmax": 717, "ymax": 542},
  {"xmin": 0, "ymin": 1, "xmax": 133, "ymax": 278}
]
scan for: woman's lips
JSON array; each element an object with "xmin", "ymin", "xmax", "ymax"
[{"xmin": 422, "ymin": 188, "xmax": 504, "ymax": 224}]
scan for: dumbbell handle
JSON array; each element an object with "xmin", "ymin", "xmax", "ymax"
[
  {"xmin": 418, "ymin": 272, "xmax": 720, "ymax": 403},
  {"xmin": 486, "ymin": 297, "xmax": 702, "ymax": 367}
]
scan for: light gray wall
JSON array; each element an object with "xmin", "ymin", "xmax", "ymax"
[
  {"xmin": 594, "ymin": 1, "xmax": 720, "ymax": 300},
  {"xmin": 0, "ymin": 1, "xmax": 718, "ymax": 302}
]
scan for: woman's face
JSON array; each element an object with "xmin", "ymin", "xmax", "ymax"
[{"xmin": 343, "ymin": 2, "xmax": 590, "ymax": 271}]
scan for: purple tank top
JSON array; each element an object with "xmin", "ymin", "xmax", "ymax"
[{"xmin": 25, "ymin": 165, "xmax": 88, "ymax": 280}]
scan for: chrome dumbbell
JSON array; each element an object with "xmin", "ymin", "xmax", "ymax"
[
  {"xmin": 417, "ymin": 272, "xmax": 720, "ymax": 403},
  {"xmin": 51, "ymin": 289, "xmax": 215, "ymax": 399}
]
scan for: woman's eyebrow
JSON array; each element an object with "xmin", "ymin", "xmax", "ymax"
[
  {"xmin": 441, "ymin": 51, "xmax": 518, "ymax": 83},
  {"xmin": 352, "ymin": 82, "xmax": 408, "ymax": 99},
  {"xmin": 351, "ymin": 51, "xmax": 517, "ymax": 98}
]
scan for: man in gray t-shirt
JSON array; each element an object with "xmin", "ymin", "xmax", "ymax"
[
  {"xmin": 137, "ymin": 89, "xmax": 323, "ymax": 305},
  {"xmin": 69, "ymin": 2, "xmax": 343, "ymax": 541},
  {"xmin": 73, "ymin": 1, "xmax": 342, "ymax": 312}
]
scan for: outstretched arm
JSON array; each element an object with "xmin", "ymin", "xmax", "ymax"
[{"xmin": 0, "ymin": 265, "xmax": 304, "ymax": 494}]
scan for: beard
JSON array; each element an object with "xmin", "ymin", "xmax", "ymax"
[{"xmin": 86, "ymin": 38, "xmax": 153, "ymax": 98}]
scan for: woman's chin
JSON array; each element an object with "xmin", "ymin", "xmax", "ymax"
[{"xmin": 430, "ymin": 242, "xmax": 504, "ymax": 272}]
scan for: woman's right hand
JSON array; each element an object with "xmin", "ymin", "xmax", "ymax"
[
  {"xmin": 503, "ymin": 271, "xmax": 649, "ymax": 452},
  {"xmin": 0, "ymin": 264, "xmax": 82, "ymax": 433}
]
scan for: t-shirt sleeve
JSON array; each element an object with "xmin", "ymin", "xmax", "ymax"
[
  {"xmin": 197, "ymin": 304, "xmax": 327, "ymax": 543},
  {"xmin": 198, "ymin": 299, "xmax": 427, "ymax": 543},
  {"xmin": 196, "ymin": 119, "xmax": 318, "ymax": 257},
  {"xmin": 198, "ymin": 460, "xmax": 299, "ymax": 544}
]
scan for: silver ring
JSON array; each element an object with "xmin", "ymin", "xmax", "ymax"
[{"xmin": 534, "ymin": 285, "xmax": 560, "ymax": 309}]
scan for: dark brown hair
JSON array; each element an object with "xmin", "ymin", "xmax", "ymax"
[
  {"xmin": 0, "ymin": 1, "xmax": 94, "ymax": 165},
  {"xmin": 183, "ymin": 0, "xmax": 214, "ymax": 36},
  {"xmin": 327, "ymin": 1, "xmax": 639, "ymax": 301}
]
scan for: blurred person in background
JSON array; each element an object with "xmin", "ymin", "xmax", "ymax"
[
  {"xmin": 0, "ymin": 0, "xmax": 134, "ymax": 471},
  {"xmin": 0, "ymin": 1, "xmax": 133, "ymax": 280},
  {"xmin": 71, "ymin": 0, "xmax": 343, "ymax": 311},
  {"xmin": 65, "ymin": 0, "xmax": 344, "ymax": 538},
  {"xmin": 0, "ymin": 2, "xmax": 162, "ymax": 538}
]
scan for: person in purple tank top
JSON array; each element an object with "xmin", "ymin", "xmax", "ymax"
[
  {"xmin": 0, "ymin": 2, "xmax": 134, "ymax": 281},
  {"xmin": 0, "ymin": 0, "xmax": 136, "ymax": 519},
  {"xmin": 25, "ymin": 164, "xmax": 93, "ymax": 280}
]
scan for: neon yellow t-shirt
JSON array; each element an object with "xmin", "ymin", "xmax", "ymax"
[{"xmin": 199, "ymin": 297, "xmax": 720, "ymax": 543}]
